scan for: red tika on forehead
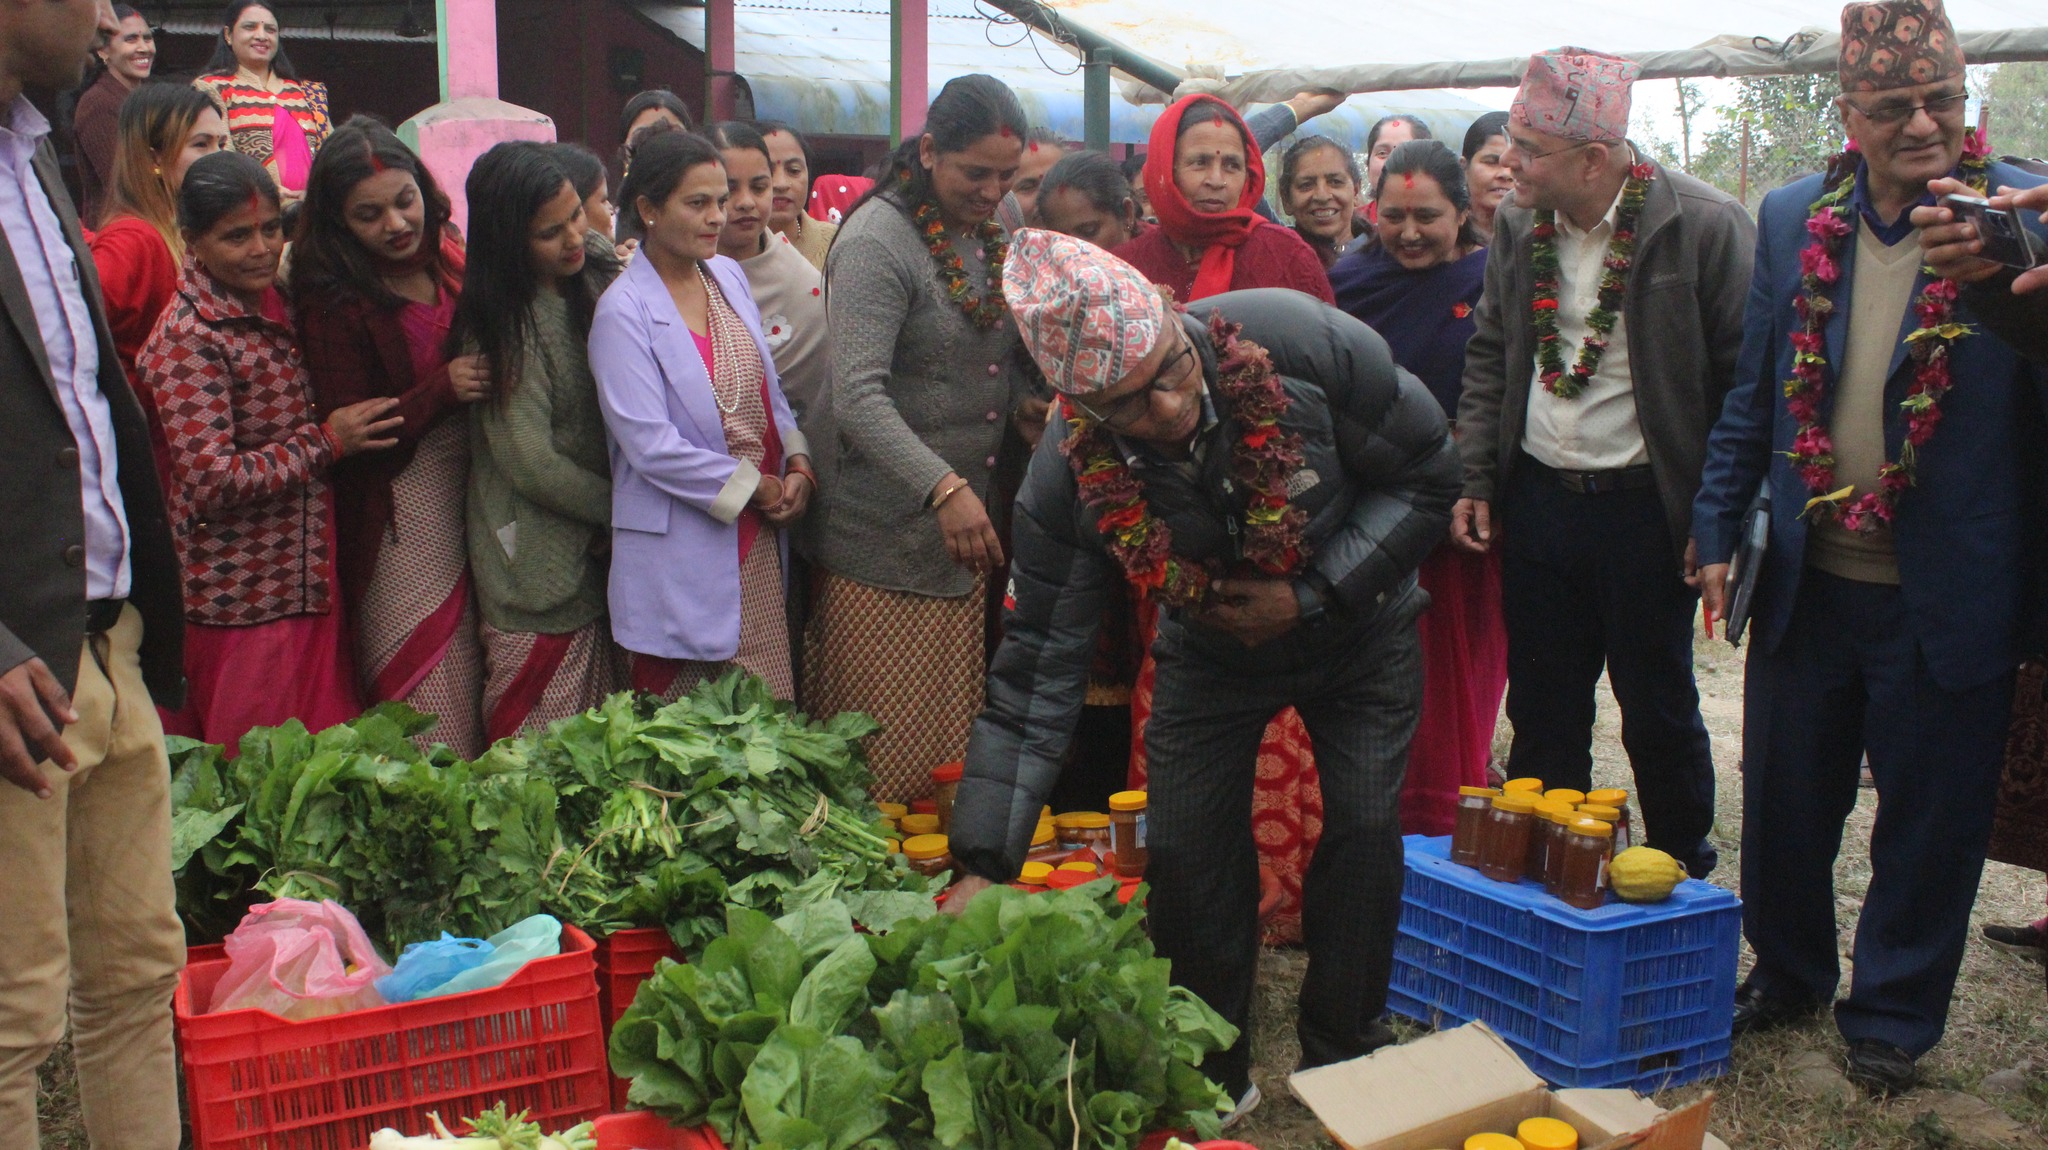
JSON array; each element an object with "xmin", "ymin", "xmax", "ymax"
[
  {"xmin": 1027, "ymin": 139, "xmax": 1039, "ymax": 152},
  {"xmin": 1402, "ymin": 172, "xmax": 1416, "ymax": 189},
  {"xmin": 364, "ymin": 140, "xmax": 388, "ymax": 174},
  {"xmin": 998, "ymin": 124, "xmax": 1014, "ymax": 138}
]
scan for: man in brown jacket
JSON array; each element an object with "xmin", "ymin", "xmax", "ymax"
[
  {"xmin": 1452, "ymin": 47, "xmax": 1754, "ymax": 878},
  {"xmin": 0, "ymin": 1, "xmax": 188, "ymax": 1144}
]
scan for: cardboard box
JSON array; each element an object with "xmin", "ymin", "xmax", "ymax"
[{"xmin": 1289, "ymin": 1022, "xmax": 1727, "ymax": 1150}]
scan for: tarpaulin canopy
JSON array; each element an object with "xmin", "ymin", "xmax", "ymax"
[{"xmin": 1028, "ymin": 0, "xmax": 2048, "ymax": 102}]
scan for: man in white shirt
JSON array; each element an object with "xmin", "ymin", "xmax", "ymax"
[
  {"xmin": 1452, "ymin": 47, "xmax": 1754, "ymax": 879},
  {"xmin": 0, "ymin": 1, "xmax": 190, "ymax": 1145}
]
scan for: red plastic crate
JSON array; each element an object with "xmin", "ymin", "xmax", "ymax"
[
  {"xmin": 593, "ymin": 927, "xmax": 687, "ymax": 1110},
  {"xmin": 174, "ymin": 924, "xmax": 607, "ymax": 1150}
]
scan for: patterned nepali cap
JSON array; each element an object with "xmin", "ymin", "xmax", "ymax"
[
  {"xmin": 1510, "ymin": 47, "xmax": 1641, "ymax": 142},
  {"xmin": 1839, "ymin": 0, "xmax": 1965, "ymax": 92},
  {"xmin": 1003, "ymin": 228, "xmax": 1167, "ymax": 397}
]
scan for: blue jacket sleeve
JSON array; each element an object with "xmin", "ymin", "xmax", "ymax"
[{"xmin": 1692, "ymin": 193, "xmax": 1785, "ymax": 565}]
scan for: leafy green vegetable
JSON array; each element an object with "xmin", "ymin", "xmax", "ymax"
[{"xmin": 610, "ymin": 884, "xmax": 1236, "ymax": 1150}]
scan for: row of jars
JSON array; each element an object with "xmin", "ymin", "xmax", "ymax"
[
  {"xmin": 1449, "ymin": 780, "xmax": 1635, "ymax": 911},
  {"xmin": 880, "ymin": 781, "xmax": 1152, "ymax": 883}
]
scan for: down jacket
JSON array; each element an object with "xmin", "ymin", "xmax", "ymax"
[{"xmin": 950, "ymin": 288, "xmax": 1460, "ymax": 882}]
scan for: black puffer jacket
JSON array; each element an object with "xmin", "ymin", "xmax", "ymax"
[{"xmin": 951, "ymin": 288, "xmax": 1459, "ymax": 882}]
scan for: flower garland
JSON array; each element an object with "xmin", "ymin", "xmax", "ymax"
[
  {"xmin": 1059, "ymin": 313, "xmax": 1311, "ymax": 608},
  {"xmin": 911, "ymin": 196, "xmax": 1009, "ymax": 330},
  {"xmin": 1529, "ymin": 162, "xmax": 1655, "ymax": 399},
  {"xmin": 1783, "ymin": 130, "xmax": 1990, "ymax": 532}
]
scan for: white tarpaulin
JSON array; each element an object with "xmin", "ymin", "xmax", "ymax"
[{"xmin": 1030, "ymin": 0, "xmax": 2048, "ymax": 100}]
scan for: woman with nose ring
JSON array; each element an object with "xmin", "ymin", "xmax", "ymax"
[
  {"xmin": 291, "ymin": 117, "xmax": 492, "ymax": 755},
  {"xmin": 801, "ymin": 74, "xmax": 1031, "ymax": 802},
  {"xmin": 1330, "ymin": 139, "xmax": 1501, "ymax": 838},
  {"xmin": 1110, "ymin": 91, "xmax": 1334, "ymax": 945},
  {"xmin": 192, "ymin": 1, "xmax": 331, "ymax": 203}
]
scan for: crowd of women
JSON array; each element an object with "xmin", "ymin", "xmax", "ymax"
[{"xmin": 77, "ymin": 15, "xmax": 1525, "ymax": 931}]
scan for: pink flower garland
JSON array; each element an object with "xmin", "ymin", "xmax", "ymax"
[{"xmin": 1783, "ymin": 131, "xmax": 1990, "ymax": 532}]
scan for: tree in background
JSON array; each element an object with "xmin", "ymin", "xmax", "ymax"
[
  {"xmin": 1984, "ymin": 62, "xmax": 2048, "ymax": 162},
  {"xmin": 1687, "ymin": 73, "xmax": 1844, "ymax": 209}
]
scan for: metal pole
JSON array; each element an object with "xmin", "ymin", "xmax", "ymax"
[
  {"xmin": 973, "ymin": 0, "xmax": 1183, "ymax": 97},
  {"xmin": 1085, "ymin": 47, "xmax": 1113, "ymax": 151},
  {"xmin": 706, "ymin": 0, "xmax": 737, "ymax": 123},
  {"xmin": 891, "ymin": 0, "xmax": 930, "ymax": 144}
]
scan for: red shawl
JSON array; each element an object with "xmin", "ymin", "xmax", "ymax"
[{"xmin": 1143, "ymin": 94, "xmax": 1267, "ymax": 301}]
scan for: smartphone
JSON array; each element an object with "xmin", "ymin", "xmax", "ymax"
[{"xmin": 1942, "ymin": 193, "xmax": 2045, "ymax": 270}]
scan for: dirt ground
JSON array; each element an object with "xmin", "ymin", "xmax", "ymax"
[{"xmin": 37, "ymin": 632, "xmax": 2048, "ymax": 1148}]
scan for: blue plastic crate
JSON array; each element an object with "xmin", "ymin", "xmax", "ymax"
[{"xmin": 1389, "ymin": 835, "xmax": 1739, "ymax": 1089}]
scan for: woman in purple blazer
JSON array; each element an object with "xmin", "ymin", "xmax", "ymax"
[{"xmin": 590, "ymin": 130, "xmax": 814, "ymax": 699}]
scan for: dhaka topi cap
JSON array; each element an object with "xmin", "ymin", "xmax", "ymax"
[
  {"xmin": 1003, "ymin": 228, "xmax": 1167, "ymax": 397},
  {"xmin": 1510, "ymin": 47, "xmax": 1641, "ymax": 143},
  {"xmin": 1839, "ymin": 0, "xmax": 1965, "ymax": 92}
]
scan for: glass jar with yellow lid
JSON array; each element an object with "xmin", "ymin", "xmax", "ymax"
[
  {"xmin": 1108, "ymin": 790, "xmax": 1148, "ymax": 877},
  {"xmin": 1585, "ymin": 788, "xmax": 1632, "ymax": 850},
  {"xmin": 902, "ymin": 834, "xmax": 954, "ymax": 879},
  {"xmin": 1528, "ymin": 798, "xmax": 1578, "ymax": 880},
  {"xmin": 1477, "ymin": 790, "xmax": 1540, "ymax": 882},
  {"xmin": 1451, "ymin": 786, "xmax": 1499, "ymax": 866},
  {"xmin": 1518, "ymin": 1115, "xmax": 1580, "ymax": 1150}
]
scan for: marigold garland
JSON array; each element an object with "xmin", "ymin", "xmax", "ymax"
[
  {"xmin": 910, "ymin": 195, "xmax": 1009, "ymax": 330},
  {"xmin": 1529, "ymin": 162, "xmax": 1654, "ymax": 399},
  {"xmin": 1782, "ymin": 130, "xmax": 1990, "ymax": 532},
  {"xmin": 1059, "ymin": 313, "xmax": 1311, "ymax": 608}
]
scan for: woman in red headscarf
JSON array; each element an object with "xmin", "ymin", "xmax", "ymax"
[
  {"xmin": 1113, "ymin": 94, "xmax": 1333, "ymax": 945},
  {"xmin": 1113, "ymin": 94, "xmax": 1333, "ymax": 304}
]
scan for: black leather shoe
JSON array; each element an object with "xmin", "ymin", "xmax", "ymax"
[
  {"xmin": 1844, "ymin": 1039, "xmax": 1917, "ymax": 1096},
  {"xmin": 1730, "ymin": 980, "xmax": 1822, "ymax": 1037}
]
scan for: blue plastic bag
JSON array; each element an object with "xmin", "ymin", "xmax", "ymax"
[
  {"xmin": 415, "ymin": 915, "xmax": 562, "ymax": 1000},
  {"xmin": 374, "ymin": 933, "xmax": 492, "ymax": 1004}
]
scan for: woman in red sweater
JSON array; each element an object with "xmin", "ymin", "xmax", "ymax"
[
  {"xmin": 140, "ymin": 151, "xmax": 400, "ymax": 750},
  {"xmin": 293, "ymin": 118, "xmax": 492, "ymax": 755},
  {"xmin": 1111, "ymin": 93, "xmax": 1334, "ymax": 944},
  {"xmin": 1112, "ymin": 94, "xmax": 1332, "ymax": 305}
]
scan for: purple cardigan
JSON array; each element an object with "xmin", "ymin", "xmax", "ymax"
[{"xmin": 589, "ymin": 253, "xmax": 807, "ymax": 661}]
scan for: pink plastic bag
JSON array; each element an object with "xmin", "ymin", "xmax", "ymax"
[
  {"xmin": 209, "ymin": 899, "xmax": 393, "ymax": 1019},
  {"xmin": 270, "ymin": 106, "xmax": 313, "ymax": 193}
]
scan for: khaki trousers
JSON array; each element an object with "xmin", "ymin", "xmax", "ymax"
[{"xmin": 0, "ymin": 606, "xmax": 184, "ymax": 1149}]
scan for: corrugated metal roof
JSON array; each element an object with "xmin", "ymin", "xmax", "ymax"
[
  {"xmin": 144, "ymin": 1, "xmax": 434, "ymax": 42},
  {"xmin": 632, "ymin": 0, "xmax": 1488, "ymax": 145}
]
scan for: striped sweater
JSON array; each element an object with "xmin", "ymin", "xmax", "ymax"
[{"xmin": 192, "ymin": 71, "xmax": 331, "ymax": 170}]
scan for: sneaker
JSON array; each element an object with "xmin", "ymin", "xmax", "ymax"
[
  {"xmin": 1982, "ymin": 921, "xmax": 2048, "ymax": 966},
  {"xmin": 1220, "ymin": 1082, "xmax": 1262, "ymax": 1131}
]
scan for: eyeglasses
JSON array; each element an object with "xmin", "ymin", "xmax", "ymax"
[
  {"xmin": 1073, "ymin": 330, "xmax": 1197, "ymax": 430},
  {"xmin": 1504, "ymin": 135, "xmax": 1592, "ymax": 163},
  {"xmin": 1844, "ymin": 91, "xmax": 1968, "ymax": 126}
]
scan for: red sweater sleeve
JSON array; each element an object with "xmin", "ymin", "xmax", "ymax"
[
  {"xmin": 295, "ymin": 293, "xmax": 458, "ymax": 447},
  {"xmin": 89, "ymin": 219, "xmax": 179, "ymax": 375},
  {"xmin": 1248, "ymin": 223, "xmax": 1336, "ymax": 304}
]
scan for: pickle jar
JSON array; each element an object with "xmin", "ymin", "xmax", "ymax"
[
  {"xmin": 1586, "ymin": 788, "xmax": 1633, "ymax": 850},
  {"xmin": 1528, "ymin": 799, "xmax": 1577, "ymax": 880},
  {"xmin": 877, "ymin": 802, "xmax": 908, "ymax": 833},
  {"xmin": 1543, "ymin": 804, "xmax": 1581, "ymax": 895},
  {"xmin": 1450, "ymin": 786, "xmax": 1499, "ymax": 866},
  {"xmin": 901, "ymin": 833, "xmax": 954, "ymax": 879},
  {"xmin": 1518, "ymin": 1116, "xmax": 1581, "ymax": 1150},
  {"xmin": 1464, "ymin": 1135, "xmax": 1524, "ymax": 1150},
  {"xmin": 1027, "ymin": 820, "xmax": 1064, "ymax": 863},
  {"xmin": 1543, "ymin": 787, "xmax": 1587, "ymax": 807},
  {"xmin": 1476, "ymin": 791, "xmax": 1540, "ymax": 882},
  {"xmin": 1502, "ymin": 777, "xmax": 1545, "ymax": 797},
  {"xmin": 899, "ymin": 813, "xmax": 941, "ymax": 838},
  {"xmin": 1055, "ymin": 811, "xmax": 1113, "ymax": 853},
  {"xmin": 1577, "ymin": 803, "xmax": 1623, "ymax": 847},
  {"xmin": 1108, "ymin": 790, "xmax": 1149, "ymax": 878},
  {"xmin": 1015, "ymin": 860, "xmax": 1054, "ymax": 891},
  {"xmin": 929, "ymin": 761, "xmax": 964, "ymax": 832},
  {"xmin": 1555, "ymin": 819, "xmax": 1615, "ymax": 910}
]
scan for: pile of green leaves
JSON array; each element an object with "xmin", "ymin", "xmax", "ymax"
[
  {"xmin": 171, "ymin": 674, "xmax": 939, "ymax": 956},
  {"xmin": 609, "ymin": 883, "xmax": 1236, "ymax": 1150}
]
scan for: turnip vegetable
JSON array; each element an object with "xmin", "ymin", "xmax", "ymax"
[{"xmin": 364, "ymin": 1104, "xmax": 595, "ymax": 1149}]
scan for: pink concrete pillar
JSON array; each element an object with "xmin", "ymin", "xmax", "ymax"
[
  {"xmin": 438, "ymin": 0, "xmax": 499, "ymax": 101},
  {"xmin": 891, "ymin": 0, "xmax": 927, "ymax": 143},
  {"xmin": 706, "ymin": 0, "xmax": 738, "ymax": 124}
]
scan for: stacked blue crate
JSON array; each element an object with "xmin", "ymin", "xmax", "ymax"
[{"xmin": 1388, "ymin": 835, "xmax": 1740, "ymax": 1091}]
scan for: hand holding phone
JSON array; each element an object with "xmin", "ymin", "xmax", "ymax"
[{"xmin": 1941, "ymin": 193, "xmax": 2046, "ymax": 270}]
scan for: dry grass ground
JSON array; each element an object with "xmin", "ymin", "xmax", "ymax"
[{"xmin": 36, "ymin": 632, "xmax": 2048, "ymax": 1148}]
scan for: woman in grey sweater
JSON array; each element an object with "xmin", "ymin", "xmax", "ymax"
[
  {"xmin": 802, "ymin": 74, "xmax": 1032, "ymax": 801},
  {"xmin": 452, "ymin": 142, "xmax": 624, "ymax": 740}
]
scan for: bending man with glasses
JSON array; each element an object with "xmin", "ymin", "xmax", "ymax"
[
  {"xmin": 1692, "ymin": 0, "xmax": 2048, "ymax": 1096},
  {"xmin": 946, "ymin": 229, "xmax": 1457, "ymax": 1122}
]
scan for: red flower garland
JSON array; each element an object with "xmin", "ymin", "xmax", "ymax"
[
  {"xmin": 1528, "ymin": 162, "xmax": 1654, "ymax": 399},
  {"xmin": 1060, "ymin": 313, "xmax": 1311, "ymax": 607},
  {"xmin": 1783, "ymin": 131, "xmax": 1990, "ymax": 531}
]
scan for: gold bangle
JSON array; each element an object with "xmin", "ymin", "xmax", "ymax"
[{"xmin": 930, "ymin": 479, "xmax": 970, "ymax": 510}]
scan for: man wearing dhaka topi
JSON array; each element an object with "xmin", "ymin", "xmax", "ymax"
[{"xmin": 1693, "ymin": 0, "xmax": 2048, "ymax": 1095}]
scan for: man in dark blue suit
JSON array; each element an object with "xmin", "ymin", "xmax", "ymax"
[{"xmin": 1691, "ymin": 0, "xmax": 2048, "ymax": 1097}]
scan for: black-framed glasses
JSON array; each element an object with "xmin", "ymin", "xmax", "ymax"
[
  {"xmin": 1073, "ymin": 329, "xmax": 1196, "ymax": 430},
  {"xmin": 1504, "ymin": 134, "xmax": 1592, "ymax": 163},
  {"xmin": 1845, "ymin": 91, "xmax": 1968, "ymax": 126}
]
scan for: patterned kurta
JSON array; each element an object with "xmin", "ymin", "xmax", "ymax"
[{"xmin": 192, "ymin": 71, "xmax": 332, "ymax": 179}]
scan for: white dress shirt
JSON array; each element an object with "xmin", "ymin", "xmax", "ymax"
[
  {"xmin": 1521, "ymin": 180, "xmax": 1650, "ymax": 472},
  {"xmin": 0, "ymin": 96, "xmax": 131, "ymax": 598}
]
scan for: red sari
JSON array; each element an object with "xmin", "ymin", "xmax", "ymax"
[{"xmin": 1112, "ymin": 94, "xmax": 1333, "ymax": 943}]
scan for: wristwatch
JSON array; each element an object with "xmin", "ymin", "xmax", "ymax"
[{"xmin": 1293, "ymin": 577, "xmax": 1331, "ymax": 627}]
